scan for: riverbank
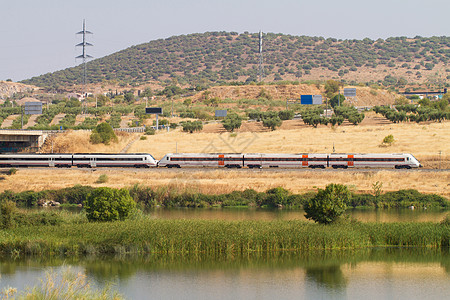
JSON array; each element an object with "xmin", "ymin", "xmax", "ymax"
[{"xmin": 0, "ymin": 219, "xmax": 448, "ymax": 257}]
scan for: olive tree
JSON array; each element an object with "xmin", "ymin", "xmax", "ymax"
[
  {"xmin": 222, "ymin": 113, "xmax": 242, "ymax": 132},
  {"xmin": 304, "ymin": 184, "xmax": 350, "ymax": 224},
  {"xmin": 84, "ymin": 187, "xmax": 136, "ymax": 222}
]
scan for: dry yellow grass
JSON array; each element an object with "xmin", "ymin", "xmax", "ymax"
[
  {"xmin": 129, "ymin": 117, "xmax": 450, "ymax": 168},
  {"xmin": 10, "ymin": 114, "xmax": 447, "ymax": 197},
  {"xmin": 1, "ymin": 168, "xmax": 448, "ymax": 198},
  {"xmin": 40, "ymin": 130, "xmax": 140, "ymax": 153}
]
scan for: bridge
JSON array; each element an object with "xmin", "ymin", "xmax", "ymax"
[{"xmin": 0, "ymin": 130, "xmax": 50, "ymax": 153}]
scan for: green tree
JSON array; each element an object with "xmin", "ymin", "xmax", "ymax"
[
  {"xmin": 124, "ymin": 93, "xmax": 135, "ymax": 103},
  {"xmin": 66, "ymin": 98, "xmax": 81, "ymax": 108},
  {"xmin": 264, "ymin": 187, "xmax": 290, "ymax": 207},
  {"xmin": 84, "ymin": 187, "xmax": 136, "ymax": 222},
  {"xmin": 278, "ymin": 110, "xmax": 295, "ymax": 120},
  {"xmin": 90, "ymin": 122, "xmax": 118, "ymax": 145},
  {"xmin": 325, "ymin": 80, "xmax": 341, "ymax": 98},
  {"xmin": 181, "ymin": 120, "xmax": 203, "ymax": 133},
  {"xmin": 222, "ymin": 113, "xmax": 242, "ymax": 132},
  {"xmin": 183, "ymin": 98, "xmax": 192, "ymax": 107},
  {"xmin": 262, "ymin": 117, "xmax": 282, "ymax": 131},
  {"xmin": 329, "ymin": 94, "xmax": 345, "ymax": 108},
  {"xmin": 141, "ymin": 87, "xmax": 153, "ymax": 98},
  {"xmin": 304, "ymin": 184, "xmax": 350, "ymax": 224},
  {"xmin": 96, "ymin": 94, "xmax": 110, "ymax": 107}
]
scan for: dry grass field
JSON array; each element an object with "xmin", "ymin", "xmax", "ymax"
[
  {"xmin": 1, "ymin": 168, "xmax": 448, "ymax": 198},
  {"xmin": 40, "ymin": 130, "xmax": 139, "ymax": 153},
  {"xmin": 6, "ymin": 113, "xmax": 447, "ymax": 197},
  {"xmin": 129, "ymin": 114, "xmax": 449, "ymax": 169}
]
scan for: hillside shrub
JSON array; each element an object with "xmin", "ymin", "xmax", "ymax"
[{"xmin": 90, "ymin": 122, "xmax": 118, "ymax": 145}]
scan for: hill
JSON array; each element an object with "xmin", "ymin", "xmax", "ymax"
[
  {"xmin": 0, "ymin": 81, "xmax": 37, "ymax": 99},
  {"xmin": 21, "ymin": 32, "xmax": 450, "ymax": 90}
]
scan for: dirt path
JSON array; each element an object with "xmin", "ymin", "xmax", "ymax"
[
  {"xmin": 1, "ymin": 114, "xmax": 19, "ymax": 128},
  {"xmin": 50, "ymin": 113, "xmax": 66, "ymax": 125},
  {"xmin": 23, "ymin": 114, "xmax": 39, "ymax": 129}
]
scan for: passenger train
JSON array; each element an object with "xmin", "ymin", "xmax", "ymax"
[
  {"xmin": 157, "ymin": 153, "xmax": 422, "ymax": 169},
  {"xmin": 0, "ymin": 152, "xmax": 421, "ymax": 169}
]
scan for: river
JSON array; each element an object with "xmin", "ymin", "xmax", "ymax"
[{"xmin": 0, "ymin": 249, "xmax": 449, "ymax": 299}]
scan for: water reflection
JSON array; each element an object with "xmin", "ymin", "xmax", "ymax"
[
  {"xmin": 305, "ymin": 265, "xmax": 347, "ymax": 289},
  {"xmin": 146, "ymin": 207, "xmax": 448, "ymax": 223},
  {"xmin": 1, "ymin": 248, "xmax": 449, "ymax": 300}
]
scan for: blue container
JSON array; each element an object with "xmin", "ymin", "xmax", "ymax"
[{"xmin": 301, "ymin": 95, "xmax": 313, "ymax": 105}]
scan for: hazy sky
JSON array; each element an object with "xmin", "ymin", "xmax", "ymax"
[{"xmin": 1, "ymin": 0, "xmax": 449, "ymax": 81}]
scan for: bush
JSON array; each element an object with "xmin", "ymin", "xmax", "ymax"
[
  {"xmin": 304, "ymin": 184, "xmax": 350, "ymax": 224},
  {"xmin": 382, "ymin": 134, "xmax": 395, "ymax": 146},
  {"xmin": 90, "ymin": 122, "xmax": 117, "ymax": 145},
  {"xmin": 145, "ymin": 127, "xmax": 156, "ymax": 135},
  {"xmin": 7, "ymin": 168, "xmax": 17, "ymax": 175},
  {"xmin": 96, "ymin": 174, "xmax": 108, "ymax": 184},
  {"xmin": 84, "ymin": 187, "xmax": 136, "ymax": 222},
  {"xmin": 264, "ymin": 187, "xmax": 290, "ymax": 207},
  {"xmin": 0, "ymin": 200, "xmax": 17, "ymax": 229}
]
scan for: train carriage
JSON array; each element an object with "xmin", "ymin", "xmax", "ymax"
[
  {"xmin": 328, "ymin": 153, "xmax": 421, "ymax": 169},
  {"xmin": 243, "ymin": 153, "xmax": 328, "ymax": 168},
  {"xmin": 72, "ymin": 153, "xmax": 157, "ymax": 168},
  {"xmin": 157, "ymin": 153, "xmax": 244, "ymax": 168},
  {"xmin": 0, "ymin": 154, "xmax": 73, "ymax": 168}
]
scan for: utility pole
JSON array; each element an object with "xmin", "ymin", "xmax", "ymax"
[{"xmin": 76, "ymin": 19, "xmax": 93, "ymax": 115}]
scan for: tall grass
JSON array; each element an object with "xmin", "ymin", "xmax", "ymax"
[
  {"xmin": 0, "ymin": 219, "xmax": 447, "ymax": 257},
  {"xmin": 4, "ymin": 266, "xmax": 123, "ymax": 299}
]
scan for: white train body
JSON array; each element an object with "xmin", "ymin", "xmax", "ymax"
[
  {"xmin": 243, "ymin": 153, "xmax": 328, "ymax": 168},
  {"xmin": 0, "ymin": 153, "xmax": 73, "ymax": 168},
  {"xmin": 157, "ymin": 153, "xmax": 421, "ymax": 169},
  {"xmin": 72, "ymin": 153, "xmax": 157, "ymax": 168},
  {"xmin": 0, "ymin": 153, "xmax": 157, "ymax": 168},
  {"xmin": 157, "ymin": 153, "xmax": 244, "ymax": 168},
  {"xmin": 328, "ymin": 153, "xmax": 421, "ymax": 169},
  {"xmin": 0, "ymin": 153, "xmax": 420, "ymax": 169}
]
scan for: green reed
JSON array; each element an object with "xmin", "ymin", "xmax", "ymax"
[{"xmin": 0, "ymin": 219, "xmax": 448, "ymax": 257}]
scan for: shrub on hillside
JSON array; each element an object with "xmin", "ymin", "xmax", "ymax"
[{"xmin": 89, "ymin": 122, "xmax": 118, "ymax": 145}]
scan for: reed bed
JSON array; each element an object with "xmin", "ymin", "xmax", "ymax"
[{"xmin": 0, "ymin": 220, "xmax": 448, "ymax": 257}]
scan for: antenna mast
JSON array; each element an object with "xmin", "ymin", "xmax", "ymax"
[
  {"xmin": 258, "ymin": 31, "xmax": 264, "ymax": 82},
  {"xmin": 76, "ymin": 19, "xmax": 93, "ymax": 112}
]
